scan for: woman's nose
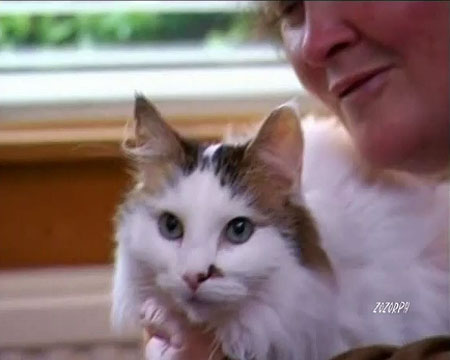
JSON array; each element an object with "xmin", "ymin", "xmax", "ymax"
[{"xmin": 300, "ymin": 3, "xmax": 358, "ymax": 67}]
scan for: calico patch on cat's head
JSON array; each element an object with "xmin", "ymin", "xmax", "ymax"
[
  {"xmin": 117, "ymin": 95, "xmax": 330, "ymax": 322},
  {"xmin": 126, "ymin": 95, "xmax": 303, "ymax": 202}
]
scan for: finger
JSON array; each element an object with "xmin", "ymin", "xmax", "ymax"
[
  {"xmin": 143, "ymin": 313, "xmax": 183, "ymax": 347},
  {"xmin": 145, "ymin": 326, "xmax": 172, "ymax": 344},
  {"xmin": 170, "ymin": 333, "xmax": 183, "ymax": 349},
  {"xmin": 145, "ymin": 327, "xmax": 184, "ymax": 352},
  {"xmin": 141, "ymin": 299, "xmax": 184, "ymax": 349}
]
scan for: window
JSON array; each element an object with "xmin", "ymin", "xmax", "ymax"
[
  {"xmin": 0, "ymin": 0, "xmax": 316, "ymax": 124},
  {"xmin": 1, "ymin": 1, "xmax": 270, "ymax": 70}
]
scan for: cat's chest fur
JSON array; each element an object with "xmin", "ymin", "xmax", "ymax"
[
  {"xmin": 300, "ymin": 119, "xmax": 449, "ymax": 349},
  {"xmin": 112, "ymin": 98, "xmax": 449, "ymax": 360}
]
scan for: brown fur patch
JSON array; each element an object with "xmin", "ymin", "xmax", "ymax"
[
  {"xmin": 137, "ymin": 139, "xmax": 200, "ymax": 195},
  {"xmin": 240, "ymin": 154, "xmax": 332, "ymax": 274},
  {"xmin": 139, "ymin": 160, "xmax": 178, "ymax": 194},
  {"xmin": 208, "ymin": 139, "xmax": 332, "ymax": 273}
]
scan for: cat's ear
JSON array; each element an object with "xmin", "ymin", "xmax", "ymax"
[
  {"xmin": 132, "ymin": 94, "xmax": 183, "ymax": 160},
  {"xmin": 246, "ymin": 103, "xmax": 304, "ymax": 188}
]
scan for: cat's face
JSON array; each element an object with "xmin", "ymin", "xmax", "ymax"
[{"xmin": 117, "ymin": 96, "xmax": 328, "ymax": 323}]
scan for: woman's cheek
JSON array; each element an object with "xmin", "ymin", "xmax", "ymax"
[
  {"xmin": 296, "ymin": 65, "xmax": 341, "ymax": 116},
  {"xmin": 282, "ymin": 35, "xmax": 340, "ymax": 114}
]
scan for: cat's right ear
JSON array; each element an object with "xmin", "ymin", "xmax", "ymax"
[
  {"xmin": 130, "ymin": 94, "xmax": 183, "ymax": 160},
  {"xmin": 246, "ymin": 102, "xmax": 304, "ymax": 190}
]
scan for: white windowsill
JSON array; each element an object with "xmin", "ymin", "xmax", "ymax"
[
  {"xmin": 0, "ymin": 64, "xmax": 326, "ymax": 123},
  {"xmin": 0, "ymin": 1, "xmax": 250, "ymax": 15}
]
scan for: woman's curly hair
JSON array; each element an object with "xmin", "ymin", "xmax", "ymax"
[
  {"xmin": 254, "ymin": 1, "xmax": 300, "ymax": 42},
  {"xmin": 254, "ymin": 1, "xmax": 285, "ymax": 40}
]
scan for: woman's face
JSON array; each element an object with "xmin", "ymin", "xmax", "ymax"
[{"xmin": 279, "ymin": 1, "xmax": 449, "ymax": 173}]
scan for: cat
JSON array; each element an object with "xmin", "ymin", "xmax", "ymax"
[{"xmin": 112, "ymin": 95, "xmax": 449, "ymax": 360}]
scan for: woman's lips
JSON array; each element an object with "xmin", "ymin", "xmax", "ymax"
[{"xmin": 330, "ymin": 66, "xmax": 392, "ymax": 99}]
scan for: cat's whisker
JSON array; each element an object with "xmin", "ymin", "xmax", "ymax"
[{"xmin": 207, "ymin": 335, "xmax": 221, "ymax": 360}]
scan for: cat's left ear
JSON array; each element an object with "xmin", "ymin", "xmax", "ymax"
[
  {"xmin": 132, "ymin": 94, "xmax": 183, "ymax": 160},
  {"xmin": 246, "ymin": 103, "xmax": 304, "ymax": 188}
]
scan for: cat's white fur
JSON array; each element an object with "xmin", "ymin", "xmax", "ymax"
[
  {"xmin": 301, "ymin": 119, "xmax": 449, "ymax": 346},
  {"xmin": 113, "ymin": 117, "xmax": 449, "ymax": 360}
]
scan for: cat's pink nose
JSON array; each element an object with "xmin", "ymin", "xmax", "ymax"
[
  {"xmin": 182, "ymin": 265, "xmax": 221, "ymax": 292},
  {"xmin": 182, "ymin": 272, "xmax": 207, "ymax": 292}
]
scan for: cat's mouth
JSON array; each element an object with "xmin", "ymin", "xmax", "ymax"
[
  {"xmin": 163, "ymin": 276, "xmax": 249, "ymax": 315},
  {"xmin": 180, "ymin": 293, "xmax": 240, "ymax": 324},
  {"xmin": 181, "ymin": 289, "xmax": 235, "ymax": 311},
  {"xmin": 186, "ymin": 295, "xmax": 211, "ymax": 306}
]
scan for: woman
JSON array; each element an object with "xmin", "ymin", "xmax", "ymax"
[
  {"xmin": 272, "ymin": 1, "xmax": 449, "ymax": 176},
  {"xmin": 144, "ymin": 1, "xmax": 449, "ymax": 358}
]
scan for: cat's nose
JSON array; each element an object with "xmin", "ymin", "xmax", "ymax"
[
  {"xmin": 182, "ymin": 272, "xmax": 205, "ymax": 292},
  {"xmin": 182, "ymin": 265, "xmax": 220, "ymax": 292}
]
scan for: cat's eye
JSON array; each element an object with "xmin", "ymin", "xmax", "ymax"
[
  {"xmin": 225, "ymin": 217, "xmax": 254, "ymax": 244},
  {"xmin": 158, "ymin": 212, "xmax": 183, "ymax": 240}
]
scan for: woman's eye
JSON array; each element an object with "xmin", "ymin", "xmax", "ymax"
[
  {"xmin": 225, "ymin": 217, "xmax": 254, "ymax": 244},
  {"xmin": 279, "ymin": 1, "xmax": 305, "ymax": 27},
  {"xmin": 158, "ymin": 212, "xmax": 183, "ymax": 240}
]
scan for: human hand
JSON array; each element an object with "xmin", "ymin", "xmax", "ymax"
[{"xmin": 141, "ymin": 299, "xmax": 224, "ymax": 360}]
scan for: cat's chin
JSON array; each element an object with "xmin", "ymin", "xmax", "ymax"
[
  {"xmin": 184, "ymin": 307, "xmax": 208, "ymax": 324},
  {"xmin": 176, "ymin": 297, "xmax": 233, "ymax": 325},
  {"xmin": 179, "ymin": 300, "xmax": 214, "ymax": 324}
]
